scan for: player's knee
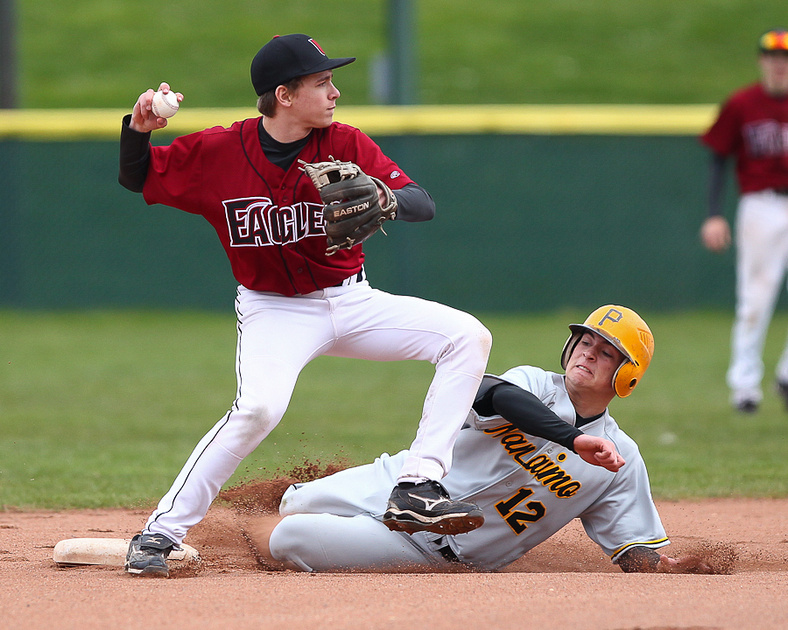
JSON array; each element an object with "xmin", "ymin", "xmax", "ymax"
[
  {"xmin": 475, "ymin": 320, "xmax": 493, "ymax": 356},
  {"xmin": 267, "ymin": 515, "xmax": 317, "ymax": 571},
  {"xmin": 278, "ymin": 483, "xmax": 304, "ymax": 515},
  {"xmin": 451, "ymin": 315, "xmax": 492, "ymax": 363},
  {"xmin": 234, "ymin": 397, "xmax": 287, "ymax": 440}
]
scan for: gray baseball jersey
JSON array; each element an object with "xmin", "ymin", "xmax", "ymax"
[{"xmin": 272, "ymin": 365, "xmax": 669, "ymax": 572}]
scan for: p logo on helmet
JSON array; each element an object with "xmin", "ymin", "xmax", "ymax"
[{"xmin": 560, "ymin": 305, "xmax": 655, "ymax": 398}]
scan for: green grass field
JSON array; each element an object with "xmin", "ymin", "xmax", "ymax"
[
  {"xmin": 15, "ymin": 0, "xmax": 784, "ymax": 108},
  {"xmin": 4, "ymin": 0, "xmax": 788, "ymax": 511},
  {"xmin": 3, "ymin": 308, "xmax": 788, "ymax": 510}
]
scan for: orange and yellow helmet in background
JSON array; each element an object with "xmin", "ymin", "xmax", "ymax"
[
  {"xmin": 758, "ymin": 29, "xmax": 788, "ymax": 53},
  {"xmin": 560, "ymin": 305, "xmax": 655, "ymax": 398}
]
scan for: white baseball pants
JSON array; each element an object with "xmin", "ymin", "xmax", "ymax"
[
  {"xmin": 269, "ymin": 450, "xmax": 449, "ymax": 572},
  {"xmin": 144, "ymin": 279, "xmax": 491, "ymax": 544},
  {"xmin": 728, "ymin": 190, "xmax": 788, "ymax": 402}
]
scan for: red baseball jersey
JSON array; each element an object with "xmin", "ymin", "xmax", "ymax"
[
  {"xmin": 142, "ymin": 119, "xmax": 414, "ymax": 295},
  {"xmin": 701, "ymin": 83, "xmax": 788, "ymax": 193}
]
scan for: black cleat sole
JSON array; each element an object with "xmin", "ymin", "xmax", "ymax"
[{"xmin": 383, "ymin": 511, "xmax": 484, "ymax": 535}]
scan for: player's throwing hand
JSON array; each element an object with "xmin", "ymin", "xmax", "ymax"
[
  {"xmin": 130, "ymin": 82, "xmax": 183, "ymax": 133},
  {"xmin": 573, "ymin": 434, "xmax": 625, "ymax": 472}
]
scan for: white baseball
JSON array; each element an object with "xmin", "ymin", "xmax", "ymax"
[{"xmin": 151, "ymin": 89, "xmax": 180, "ymax": 118}]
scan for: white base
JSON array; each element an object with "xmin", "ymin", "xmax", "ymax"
[{"xmin": 53, "ymin": 538, "xmax": 200, "ymax": 567}]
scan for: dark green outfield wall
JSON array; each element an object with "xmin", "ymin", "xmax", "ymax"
[{"xmin": 0, "ymin": 134, "xmax": 738, "ymax": 312}]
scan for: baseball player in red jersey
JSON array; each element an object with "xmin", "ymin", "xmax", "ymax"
[
  {"xmin": 700, "ymin": 29, "xmax": 788, "ymax": 413},
  {"xmin": 118, "ymin": 34, "xmax": 492, "ymax": 576}
]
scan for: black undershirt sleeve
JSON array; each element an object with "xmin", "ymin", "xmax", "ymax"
[
  {"xmin": 617, "ymin": 546, "xmax": 661, "ymax": 572},
  {"xmin": 473, "ymin": 383, "xmax": 583, "ymax": 451},
  {"xmin": 706, "ymin": 152, "xmax": 729, "ymax": 218},
  {"xmin": 118, "ymin": 114, "xmax": 151, "ymax": 193},
  {"xmin": 392, "ymin": 184, "xmax": 436, "ymax": 222}
]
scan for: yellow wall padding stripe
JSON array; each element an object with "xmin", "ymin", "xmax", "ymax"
[{"xmin": 0, "ymin": 104, "xmax": 718, "ymax": 141}]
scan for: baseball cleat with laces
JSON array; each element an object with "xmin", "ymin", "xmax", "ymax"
[
  {"xmin": 125, "ymin": 533, "xmax": 176, "ymax": 577},
  {"xmin": 383, "ymin": 480, "xmax": 484, "ymax": 535}
]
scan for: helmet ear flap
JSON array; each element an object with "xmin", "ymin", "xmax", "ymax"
[
  {"xmin": 560, "ymin": 332, "xmax": 582, "ymax": 370},
  {"xmin": 613, "ymin": 361, "xmax": 639, "ymax": 398}
]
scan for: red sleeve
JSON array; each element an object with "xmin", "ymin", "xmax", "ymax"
[
  {"xmin": 701, "ymin": 95, "xmax": 742, "ymax": 157},
  {"xmin": 326, "ymin": 124, "xmax": 415, "ymax": 192},
  {"xmin": 142, "ymin": 128, "xmax": 211, "ymax": 214}
]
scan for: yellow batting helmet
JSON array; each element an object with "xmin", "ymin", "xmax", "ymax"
[{"xmin": 560, "ymin": 305, "xmax": 655, "ymax": 397}]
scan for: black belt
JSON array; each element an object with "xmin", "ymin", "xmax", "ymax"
[
  {"xmin": 775, "ymin": 188, "xmax": 788, "ymax": 196},
  {"xmin": 437, "ymin": 545, "xmax": 460, "ymax": 563},
  {"xmin": 333, "ymin": 270, "xmax": 365, "ymax": 287}
]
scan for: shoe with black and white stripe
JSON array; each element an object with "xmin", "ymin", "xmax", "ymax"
[
  {"xmin": 125, "ymin": 533, "xmax": 175, "ymax": 577},
  {"xmin": 382, "ymin": 480, "xmax": 484, "ymax": 535}
]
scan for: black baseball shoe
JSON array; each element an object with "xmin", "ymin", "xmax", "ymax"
[
  {"xmin": 383, "ymin": 480, "xmax": 484, "ymax": 535},
  {"xmin": 125, "ymin": 533, "xmax": 176, "ymax": 577},
  {"xmin": 734, "ymin": 399, "xmax": 759, "ymax": 414},
  {"xmin": 777, "ymin": 381, "xmax": 788, "ymax": 411}
]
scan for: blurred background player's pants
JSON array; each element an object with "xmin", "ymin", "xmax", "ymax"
[{"xmin": 727, "ymin": 190, "xmax": 788, "ymax": 403}]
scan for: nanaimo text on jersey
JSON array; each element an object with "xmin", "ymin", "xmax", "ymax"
[{"xmin": 483, "ymin": 423, "xmax": 581, "ymax": 498}]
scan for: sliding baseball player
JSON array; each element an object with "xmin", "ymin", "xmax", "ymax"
[{"xmin": 243, "ymin": 305, "xmax": 712, "ymax": 574}]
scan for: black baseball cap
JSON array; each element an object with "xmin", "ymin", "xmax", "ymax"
[{"xmin": 251, "ymin": 34, "xmax": 356, "ymax": 96}]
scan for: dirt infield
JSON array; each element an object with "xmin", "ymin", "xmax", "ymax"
[{"xmin": 2, "ymin": 497, "xmax": 787, "ymax": 630}]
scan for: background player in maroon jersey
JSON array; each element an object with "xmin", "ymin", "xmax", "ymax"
[
  {"xmin": 118, "ymin": 34, "xmax": 492, "ymax": 576},
  {"xmin": 700, "ymin": 28, "xmax": 788, "ymax": 413}
]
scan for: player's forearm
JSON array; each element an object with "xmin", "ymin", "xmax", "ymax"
[
  {"xmin": 118, "ymin": 114, "xmax": 151, "ymax": 193},
  {"xmin": 474, "ymin": 383, "xmax": 583, "ymax": 450},
  {"xmin": 392, "ymin": 183, "xmax": 435, "ymax": 222}
]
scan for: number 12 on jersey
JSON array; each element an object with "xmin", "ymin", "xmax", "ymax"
[{"xmin": 495, "ymin": 487, "xmax": 546, "ymax": 534}]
